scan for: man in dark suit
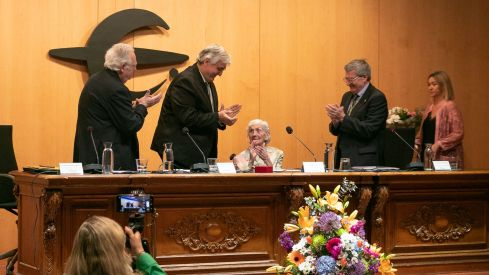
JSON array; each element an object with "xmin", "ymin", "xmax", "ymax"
[
  {"xmin": 151, "ymin": 44, "xmax": 241, "ymax": 169},
  {"xmin": 74, "ymin": 43, "xmax": 162, "ymax": 170},
  {"xmin": 326, "ymin": 59, "xmax": 388, "ymax": 168}
]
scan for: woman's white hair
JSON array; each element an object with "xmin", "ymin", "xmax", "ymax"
[
  {"xmin": 104, "ymin": 43, "xmax": 134, "ymax": 71},
  {"xmin": 247, "ymin": 119, "xmax": 271, "ymax": 145},
  {"xmin": 197, "ymin": 44, "xmax": 231, "ymax": 65}
]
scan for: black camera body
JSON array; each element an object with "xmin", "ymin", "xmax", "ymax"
[
  {"xmin": 125, "ymin": 213, "xmax": 150, "ymax": 254},
  {"xmin": 128, "ymin": 212, "xmax": 145, "ymax": 233}
]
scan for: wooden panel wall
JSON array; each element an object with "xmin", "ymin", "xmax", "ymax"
[
  {"xmin": 1, "ymin": 0, "xmax": 489, "ymax": 263},
  {"xmin": 378, "ymin": 0, "xmax": 489, "ymax": 169},
  {"xmin": 259, "ymin": 0, "xmax": 380, "ymax": 165}
]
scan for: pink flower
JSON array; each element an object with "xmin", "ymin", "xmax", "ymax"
[{"xmin": 326, "ymin": 237, "xmax": 342, "ymax": 259}]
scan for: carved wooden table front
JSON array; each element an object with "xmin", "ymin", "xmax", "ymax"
[{"xmin": 12, "ymin": 171, "xmax": 489, "ymax": 274}]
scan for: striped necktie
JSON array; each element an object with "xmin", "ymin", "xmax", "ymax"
[
  {"xmin": 348, "ymin": 94, "xmax": 359, "ymax": 115},
  {"xmin": 206, "ymin": 82, "xmax": 214, "ymax": 112}
]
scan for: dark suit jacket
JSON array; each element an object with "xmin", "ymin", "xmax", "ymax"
[
  {"xmin": 329, "ymin": 83, "xmax": 388, "ymax": 168},
  {"xmin": 73, "ymin": 69, "xmax": 147, "ymax": 170},
  {"xmin": 151, "ymin": 63, "xmax": 225, "ymax": 169}
]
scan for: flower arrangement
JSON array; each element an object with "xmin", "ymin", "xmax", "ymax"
[
  {"xmin": 266, "ymin": 178, "xmax": 396, "ymax": 275},
  {"xmin": 386, "ymin": 107, "xmax": 422, "ymax": 129}
]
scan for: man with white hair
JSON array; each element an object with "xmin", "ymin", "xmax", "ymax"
[
  {"xmin": 151, "ymin": 44, "xmax": 241, "ymax": 169},
  {"xmin": 74, "ymin": 43, "xmax": 162, "ymax": 171}
]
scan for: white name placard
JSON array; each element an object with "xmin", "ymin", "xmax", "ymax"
[
  {"xmin": 302, "ymin": 162, "xmax": 325, "ymax": 173},
  {"xmin": 59, "ymin": 162, "xmax": 84, "ymax": 175},
  {"xmin": 432, "ymin": 161, "xmax": 451, "ymax": 171},
  {"xmin": 217, "ymin": 162, "xmax": 236, "ymax": 174}
]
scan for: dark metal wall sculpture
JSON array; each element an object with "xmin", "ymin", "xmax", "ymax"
[{"xmin": 48, "ymin": 9, "xmax": 188, "ymax": 99}]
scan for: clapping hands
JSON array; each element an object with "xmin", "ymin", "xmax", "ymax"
[
  {"xmin": 325, "ymin": 104, "xmax": 345, "ymax": 124},
  {"xmin": 136, "ymin": 90, "xmax": 163, "ymax": 108},
  {"xmin": 249, "ymin": 140, "xmax": 272, "ymax": 166},
  {"xmin": 218, "ymin": 104, "xmax": 241, "ymax": 126}
]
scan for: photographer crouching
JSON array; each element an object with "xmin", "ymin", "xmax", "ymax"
[{"xmin": 64, "ymin": 216, "xmax": 166, "ymax": 275}]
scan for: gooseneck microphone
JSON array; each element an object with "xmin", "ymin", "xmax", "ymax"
[
  {"xmin": 85, "ymin": 126, "xmax": 102, "ymax": 171},
  {"xmin": 390, "ymin": 128, "xmax": 420, "ymax": 160},
  {"xmin": 389, "ymin": 128, "xmax": 423, "ymax": 170},
  {"xmin": 182, "ymin": 127, "xmax": 209, "ymax": 172},
  {"xmin": 285, "ymin": 126, "xmax": 317, "ymax": 161},
  {"xmin": 87, "ymin": 126, "xmax": 100, "ymax": 164}
]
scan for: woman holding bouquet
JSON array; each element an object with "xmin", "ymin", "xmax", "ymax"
[{"xmin": 415, "ymin": 71, "xmax": 464, "ymax": 168}]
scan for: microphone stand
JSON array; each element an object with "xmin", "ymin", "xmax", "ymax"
[
  {"xmin": 390, "ymin": 128, "xmax": 423, "ymax": 171},
  {"xmin": 286, "ymin": 126, "xmax": 317, "ymax": 161},
  {"xmin": 84, "ymin": 126, "xmax": 102, "ymax": 172},
  {"xmin": 182, "ymin": 127, "xmax": 209, "ymax": 172}
]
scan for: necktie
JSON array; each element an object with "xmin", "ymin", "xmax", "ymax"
[
  {"xmin": 348, "ymin": 95, "xmax": 359, "ymax": 116},
  {"xmin": 206, "ymin": 82, "xmax": 214, "ymax": 112}
]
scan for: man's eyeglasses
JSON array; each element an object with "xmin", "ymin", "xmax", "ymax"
[{"xmin": 343, "ymin": 75, "xmax": 363, "ymax": 83}]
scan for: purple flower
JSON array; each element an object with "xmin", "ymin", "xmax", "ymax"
[
  {"xmin": 369, "ymin": 260, "xmax": 380, "ymax": 273},
  {"xmin": 278, "ymin": 231, "xmax": 294, "ymax": 252},
  {"xmin": 350, "ymin": 261, "xmax": 366, "ymax": 275},
  {"xmin": 316, "ymin": 211, "xmax": 341, "ymax": 233},
  {"xmin": 350, "ymin": 220, "xmax": 366, "ymax": 238},
  {"xmin": 326, "ymin": 237, "xmax": 342, "ymax": 259},
  {"xmin": 316, "ymin": 255, "xmax": 336, "ymax": 275}
]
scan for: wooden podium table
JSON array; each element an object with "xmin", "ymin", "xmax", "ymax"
[{"xmin": 11, "ymin": 171, "xmax": 489, "ymax": 274}]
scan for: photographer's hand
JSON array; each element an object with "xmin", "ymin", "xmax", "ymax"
[{"xmin": 124, "ymin": 226, "xmax": 145, "ymax": 256}]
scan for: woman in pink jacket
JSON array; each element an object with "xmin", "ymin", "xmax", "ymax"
[{"xmin": 415, "ymin": 71, "xmax": 464, "ymax": 169}]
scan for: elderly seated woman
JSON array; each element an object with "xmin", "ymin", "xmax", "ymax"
[{"xmin": 233, "ymin": 119, "xmax": 284, "ymax": 172}]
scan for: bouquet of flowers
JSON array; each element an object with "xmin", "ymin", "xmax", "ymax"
[
  {"xmin": 266, "ymin": 178, "xmax": 396, "ymax": 275},
  {"xmin": 386, "ymin": 107, "xmax": 422, "ymax": 129}
]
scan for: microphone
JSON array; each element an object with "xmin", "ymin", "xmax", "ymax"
[
  {"xmin": 182, "ymin": 127, "xmax": 209, "ymax": 172},
  {"xmin": 85, "ymin": 126, "xmax": 102, "ymax": 172},
  {"xmin": 389, "ymin": 128, "xmax": 423, "ymax": 171},
  {"xmin": 169, "ymin": 68, "xmax": 179, "ymax": 80},
  {"xmin": 285, "ymin": 126, "xmax": 317, "ymax": 161}
]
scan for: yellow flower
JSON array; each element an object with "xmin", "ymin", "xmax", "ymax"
[
  {"xmin": 318, "ymin": 197, "xmax": 327, "ymax": 207},
  {"xmin": 379, "ymin": 258, "xmax": 397, "ymax": 275},
  {"xmin": 297, "ymin": 206, "xmax": 316, "ymax": 234},
  {"xmin": 333, "ymin": 184, "xmax": 341, "ymax": 194},
  {"xmin": 266, "ymin": 265, "xmax": 285, "ymax": 273},
  {"xmin": 284, "ymin": 223, "xmax": 299, "ymax": 233},
  {"xmin": 324, "ymin": 191, "xmax": 344, "ymax": 213},
  {"xmin": 370, "ymin": 243, "xmax": 382, "ymax": 254},
  {"xmin": 287, "ymin": 250, "xmax": 305, "ymax": 266},
  {"xmin": 341, "ymin": 209, "xmax": 358, "ymax": 231},
  {"xmin": 349, "ymin": 210, "xmax": 358, "ymax": 220},
  {"xmin": 308, "ymin": 184, "xmax": 319, "ymax": 199},
  {"xmin": 298, "ymin": 205, "xmax": 310, "ymax": 217}
]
